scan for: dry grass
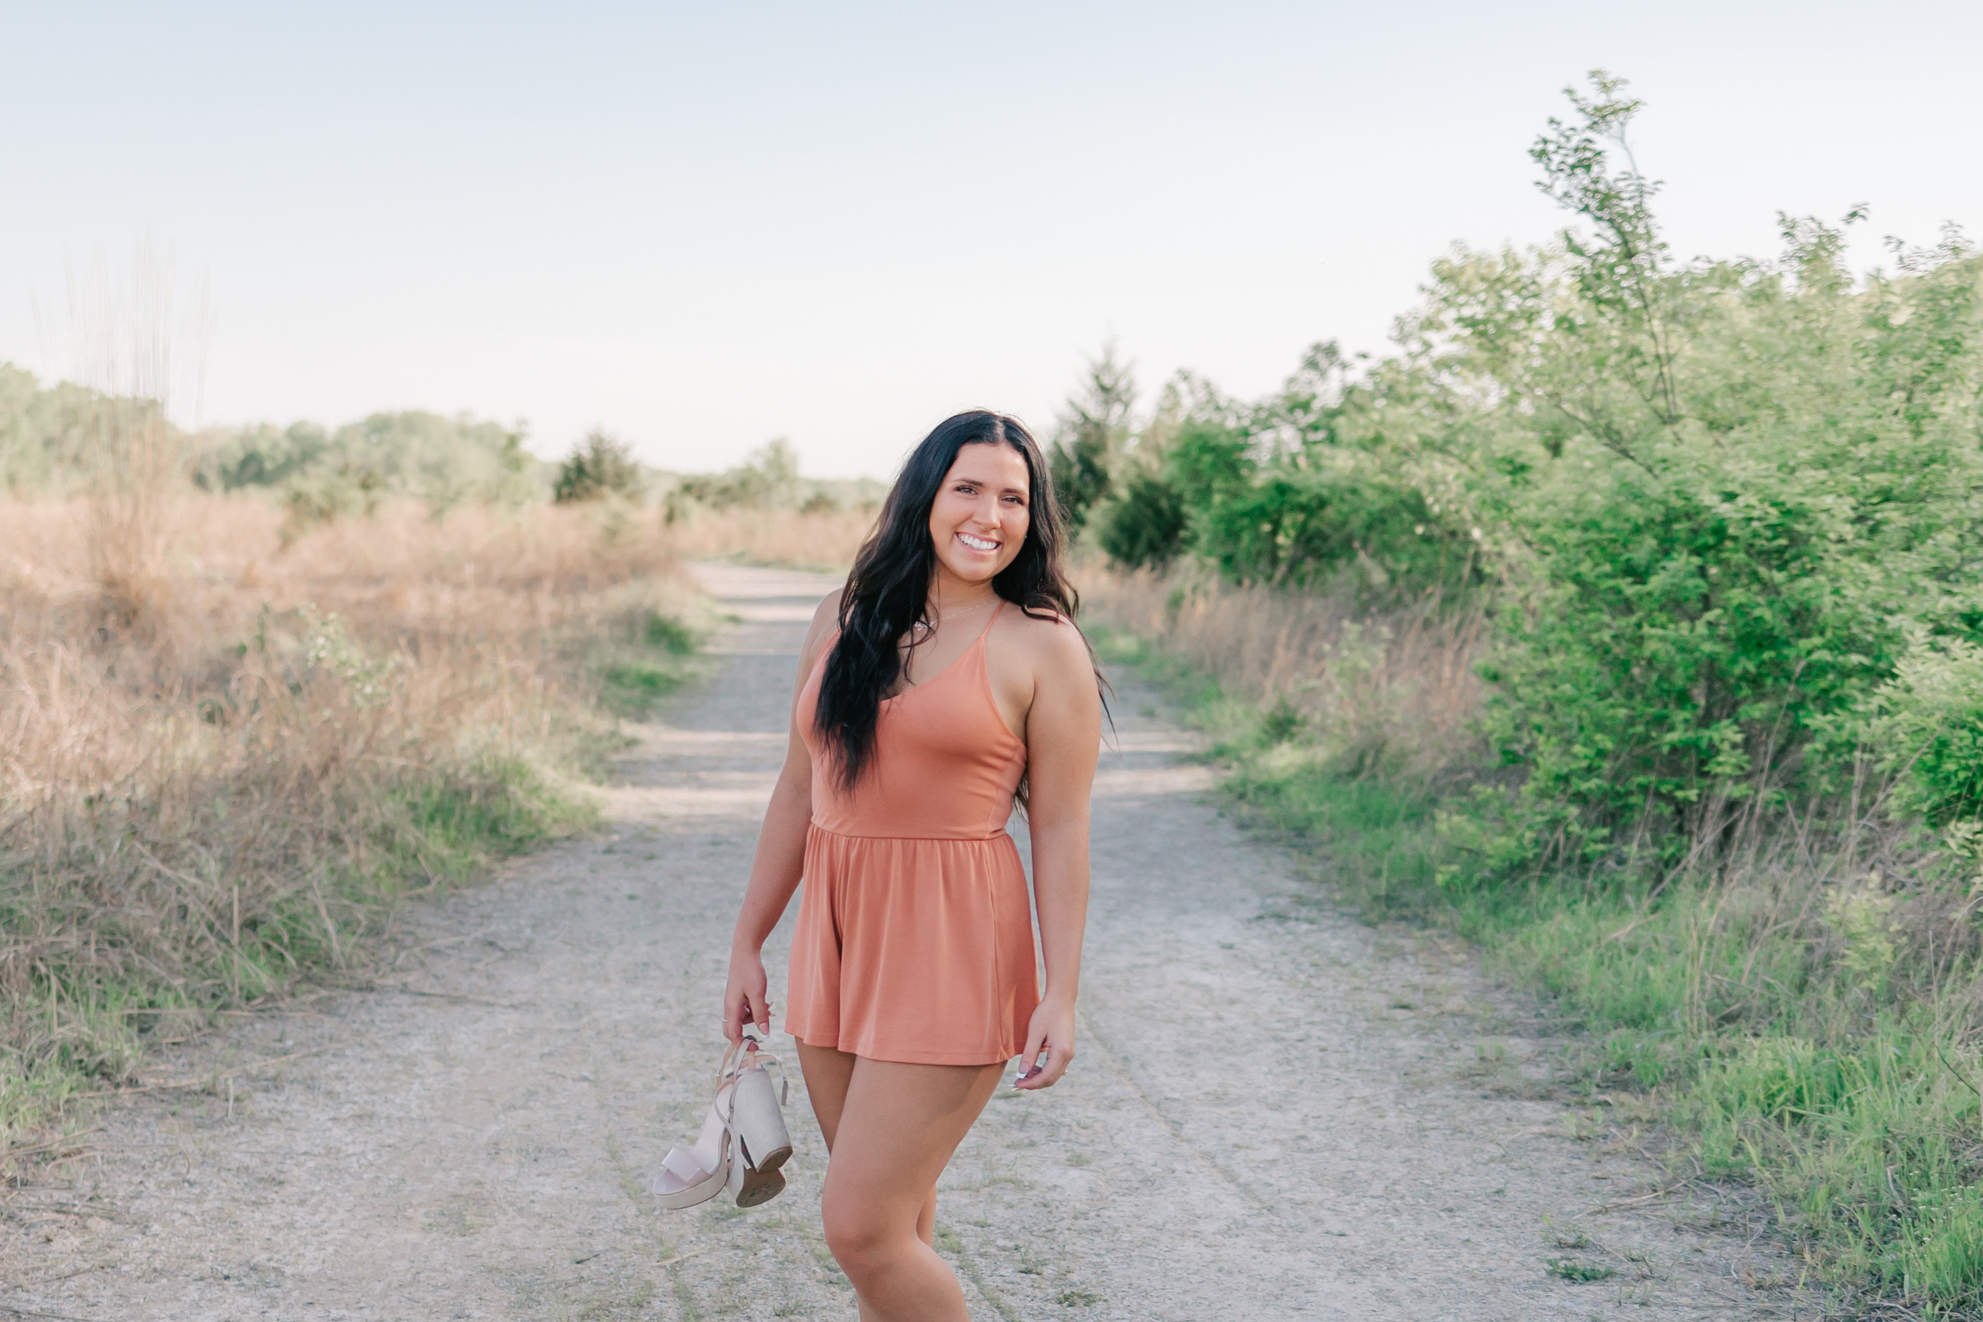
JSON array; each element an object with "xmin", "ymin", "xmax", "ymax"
[
  {"xmin": 1079, "ymin": 564, "xmax": 1485, "ymax": 781},
  {"xmin": 665, "ymin": 504, "xmax": 875, "ymax": 572},
  {"xmin": 0, "ymin": 495, "xmax": 689, "ymax": 1141}
]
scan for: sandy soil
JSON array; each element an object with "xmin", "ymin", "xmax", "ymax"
[{"xmin": 0, "ymin": 563, "xmax": 1812, "ymax": 1321}]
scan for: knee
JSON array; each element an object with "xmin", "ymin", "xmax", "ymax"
[{"xmin": 820, "ymin": 1189, "xmax": 899, "ymax": 1283}]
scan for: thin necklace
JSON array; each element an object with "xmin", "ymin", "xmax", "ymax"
[
  {"xmin": 909, "ymin": 596, "xmax": 996, "ymax": 639},
  {"xmin": 930, "ymin": 598, "xmax": 995, "ymax": 618}
]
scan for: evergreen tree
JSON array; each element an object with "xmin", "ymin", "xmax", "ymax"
[{"xmin": 1048, "ymin": 342, "xmax": 1136, "ymax": 538}]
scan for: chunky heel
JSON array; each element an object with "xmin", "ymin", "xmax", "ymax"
[
  {"xmin": 725, "ymin": 1040, "xmax": 792, "ymax": 1207},
  {"xmin": 733, "ymin": 1067, "xmax": 793, "ymax": 1173}
]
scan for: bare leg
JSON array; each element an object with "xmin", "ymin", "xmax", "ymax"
[
  {"xmin": 798, "ymin": 1046, "xmax": 1002, "ymax": 1322},
  {"xmin": 797, "ymin": 1044, "xmax": 940, "ymax": 1246}
]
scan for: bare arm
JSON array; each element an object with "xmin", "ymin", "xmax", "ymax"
[
  {"xmin": 722, "ymin": 591, "xmax": 840, "ymax": 1042},
  {"xmin": 1014, "ymin": 621, "xmax": 1102, "ymax": 1089}
]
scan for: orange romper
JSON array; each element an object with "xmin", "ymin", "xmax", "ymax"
[{"xmin": 785, "ymin": 607, "xmax": 1039, "ymax": 1066}]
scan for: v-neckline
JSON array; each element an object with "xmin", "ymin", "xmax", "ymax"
[{"xmin": 881, "ymin": 602, "xmax": 1002, "ymax": 704}]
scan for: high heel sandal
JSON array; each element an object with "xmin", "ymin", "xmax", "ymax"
[
  {"xmin": 727, "ymin": 1032, "xmax": 793, "ymax": 1207},
  {"xmin": 653, "ymin": 1029, "xmax": 793, "ymax": 1210}
]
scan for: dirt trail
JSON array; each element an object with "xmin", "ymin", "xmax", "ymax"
[{"xmin": 2, "ymin": 563, "xmax": 1802, "ymax": 1321}]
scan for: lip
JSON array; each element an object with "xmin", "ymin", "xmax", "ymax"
[{"xmin": 955, "ymin": 531, "xmax": 1001, "ymax": 555}]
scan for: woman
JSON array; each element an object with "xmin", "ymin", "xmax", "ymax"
[{"xmin": 722, "ymin": 410, "xmax": 1101, "ymax": 1321}]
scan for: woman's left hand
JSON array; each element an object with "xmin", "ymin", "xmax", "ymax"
[{"xmin": 1015, "ymin": 995, "xmax": 1076, "ymax": 1090}]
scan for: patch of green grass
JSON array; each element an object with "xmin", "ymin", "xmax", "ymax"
[
  {"xmin": 1545, "ymin": 1258, "xmax": 1615, "ymax": 1283},
  {"xmin": 643, "ymin": 611, "xmax": 696, "ymax": 655},
  {"xmin": 390, "ymin": 755, "xmax": 595, "ymax": 886},
  {"xmin": 593, "ymin": 611, "xmax": 701, "ymax": 719},
  {"xmin": 601, "ymin": 662, "xmax": 684, "ymax": 714}
]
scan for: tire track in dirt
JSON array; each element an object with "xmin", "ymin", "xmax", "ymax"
[
  {"xmin": 0, "ymin": 564, "xmax": 1807, "ymax": 1321},
  {"xmin": 1070, "ymin": 1010, "xmax": 1268, "ymax": 1214}
]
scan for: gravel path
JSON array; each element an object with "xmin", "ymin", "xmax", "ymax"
[{"xmin": 1, "ymin": 563, "xmax": 1806, "ymax": 1321}]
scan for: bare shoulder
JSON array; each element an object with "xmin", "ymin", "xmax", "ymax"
[{"xmin": 994, "ymin": 605, "xmax": 1094, "ymax": 684}]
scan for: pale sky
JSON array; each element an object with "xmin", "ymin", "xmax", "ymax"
[{"xmin": 5, "ymin": 1, "xmax": 1981, "ymax": 478}]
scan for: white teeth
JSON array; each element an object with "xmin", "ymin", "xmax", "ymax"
[{"xmin": 958, "ymin": 533, "xmax": 998, "ymax": 551}]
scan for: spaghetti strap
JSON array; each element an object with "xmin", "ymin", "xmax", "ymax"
[{"xmin": 976, "ymin": 598, "xmax": 1005, "ymax": 651}]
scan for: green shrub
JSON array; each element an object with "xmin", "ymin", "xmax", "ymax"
[
  {"xmin": 195, "ymin": 421, "xmax": 332, "ymax": 490},
  {"xmin": 1092, "ymin": 354, "xmax": 1484, "ymax": 598},
  {"xmin": 1870, "ymin": 637, "xmax": 1983, "ymax": 828},
  {"xmin": 554, "ymin": 429, "xmax": 645, "ymax": 504},
  {"xmin": 668, "ymin": 438, "xmax": 799, "ymax": 513},
  {"xmin": 202, "ymin": 411, "xmax": 539, "ymax": 510},
  {"xmin": 0, "ymin": 362, "xmax": 96, "ymax": 490},
  {"xmin": 1491, "ymin": 92, "xmax": 1977, "ymax": 861},
  {"xmin": 1190, "ymin": 462, "xmax": 1473, "ymax": 594}
]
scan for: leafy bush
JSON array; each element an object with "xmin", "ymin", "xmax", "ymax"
[
  {"xmin": 668, "ymin": 438, "xmax": 800, "ymax": 513},
  {"xmin": 0, "ymin": 364, "xmax": 102, "ymax": 491},
  {"xmin": 1095, "ymin": 374, "xmax": 1483, "ymax": 601},
  {"xmin": 554, "ymin": 429, "xmax": 645, "ymax": 504},
  {"xmin": 1870, "ymin": 637, "xmax": 1983, "ymax": 829},
  {"xmin": 1429, "ymin": 90, "xmax": 1983, "ymax": 861},
  {"xmin": 200, "ymin": 410, "xmax": 539, "ymax": 512},
  {"xmin": 196, "ymin": 421, "xmax": 333, "ymax": 491},
  {"xmin": 1189, "ymin": 462, "xmax": 1474, "ymax": 594}
]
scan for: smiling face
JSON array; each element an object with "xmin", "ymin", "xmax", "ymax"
[{"xmin": 926, "ymin": 441, "xmax": 1032, "ymax": 592}]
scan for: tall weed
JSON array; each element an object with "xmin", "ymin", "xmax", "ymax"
[
  {"xmin": 1082, "ymin": 564, "xmax": 1483, "ymax": 785},
  {"xmin": 666, "ymin": 503, "xmax": 876, "ymax": 572}
]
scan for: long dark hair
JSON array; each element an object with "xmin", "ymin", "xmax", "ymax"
[{"xmin": 815, "ymin": 410, "xmax": 1082, "ymax": 791}]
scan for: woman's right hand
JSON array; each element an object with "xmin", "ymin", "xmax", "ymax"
[{"xmin": 723, "ymin": 945, "xmax": 771, "ymax": 1042}]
